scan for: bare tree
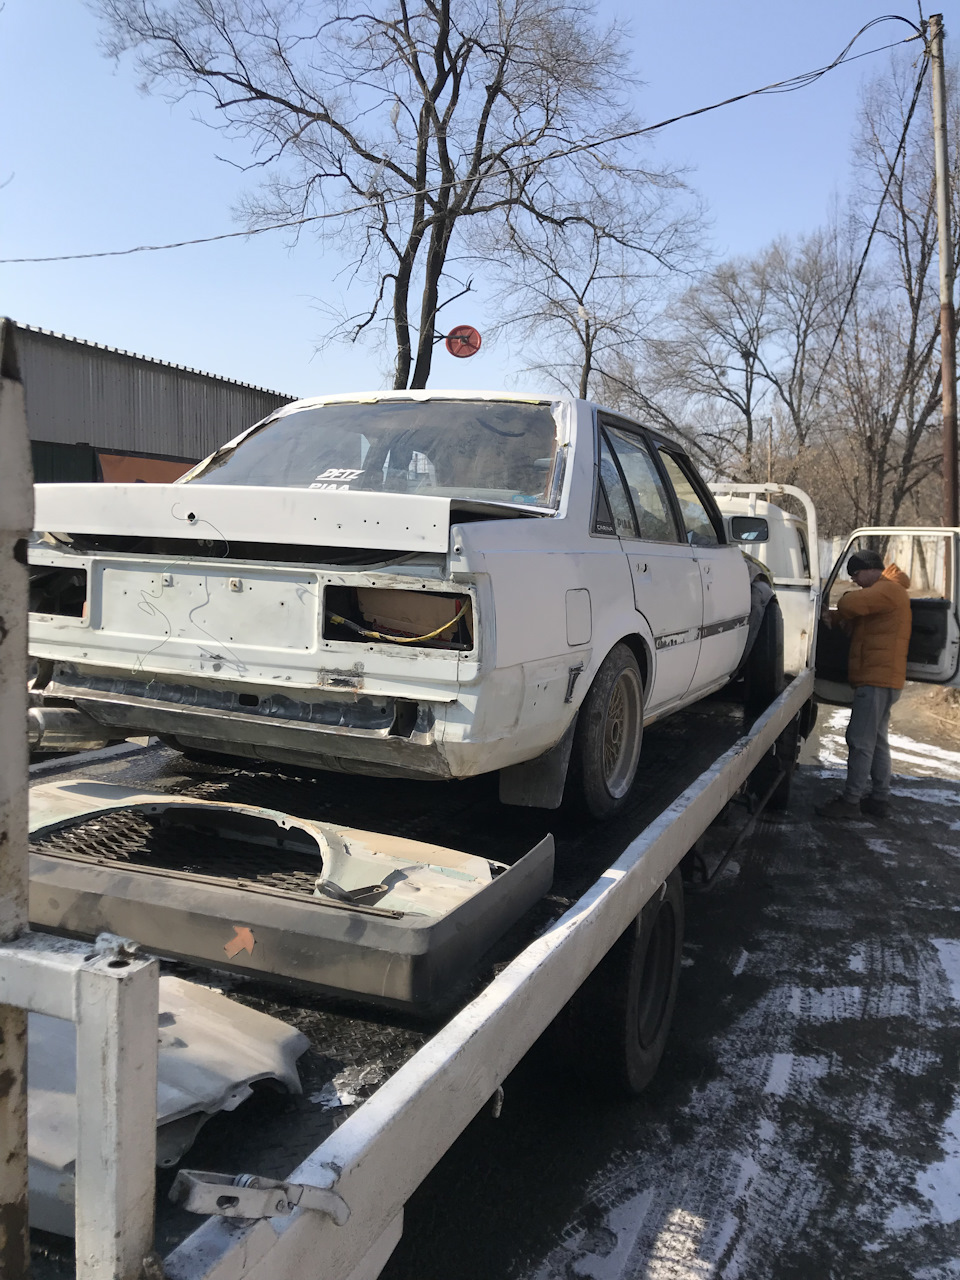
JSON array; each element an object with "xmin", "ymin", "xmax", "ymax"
[
  {"xmin": 641, "ymin": 257, "xmax": 774, "ymax": 476},
  {"xmin": 98, "ymin": 0, "xmax": 658, "ymax": 388},
  {"xmin": 481, "ymin": 169, "xmax": 700, "ymax": 398}
]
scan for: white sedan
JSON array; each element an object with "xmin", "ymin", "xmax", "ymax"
[{"xmin": 29, "ymin": 392, "xmax": 780, "ymax": 817}]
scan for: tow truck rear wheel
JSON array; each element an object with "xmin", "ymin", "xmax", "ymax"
[
  {"xmin": 563, "ymin": 868, "xmax": 685, "ymax": 1095},
  {"xmin": 743, "ymin": 597, "xmax": 785, "ymax": 720},
  {"xmin": 571, "ymin": 644, "xmax": 644, "ymax": 820}
]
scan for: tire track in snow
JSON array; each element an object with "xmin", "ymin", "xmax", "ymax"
[{"xmin": 522, "ymin": 774, "xmax": 960, "ymax": 1280}]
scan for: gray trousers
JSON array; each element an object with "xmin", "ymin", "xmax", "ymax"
[{"xmin": 843, "ymin": 685, "xmax": 901, "ymax": 802}]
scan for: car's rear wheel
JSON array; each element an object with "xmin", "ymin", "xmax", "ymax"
[{"xmin": 571, "ymin": 644, "xmax": 644, "ymax": 820}]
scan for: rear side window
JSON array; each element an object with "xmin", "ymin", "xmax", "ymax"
[
  {"xmin": 657, "ymin": 451, "xmax": 721, "ymax": 547},
  {"xmin": 596, "ymin": 434, "xmax": 637, "ymax": 537},
  {"xmin": 604, "ymin": 427, "xmax": 680, "ymax": 543}
]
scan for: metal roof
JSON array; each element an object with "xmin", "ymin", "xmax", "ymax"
[
  {"xmin": 15, "ymin": 322, "xmax": 298, "ymax": 461},
  {"xmin": 15, "ymin": 323, "xmax": 294, "ymax": 397}
]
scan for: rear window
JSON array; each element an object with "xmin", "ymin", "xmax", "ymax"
[{"xmin": 188, "ymin": 400, "xmax": 561, "ymax": 510}]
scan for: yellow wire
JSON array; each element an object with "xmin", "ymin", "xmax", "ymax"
[{"xmin": 330, "ymin": 601, "xmax": 467, "ymax": 644}]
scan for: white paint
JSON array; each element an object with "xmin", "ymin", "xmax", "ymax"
[{"xmin": 34, "ymin": 482, "xmax": 454, "ymax": 553}]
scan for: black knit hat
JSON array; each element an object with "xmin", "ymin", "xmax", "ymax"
[{"xmin": 847, "ymin": 549, "xmax": 884, "ymax": 573}]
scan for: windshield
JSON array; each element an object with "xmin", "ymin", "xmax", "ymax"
[{"xmin": 187, "ymin": 400, "xmax": 561, "ymax": 509}]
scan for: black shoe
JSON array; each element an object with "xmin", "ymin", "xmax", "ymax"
[
  {"xmin": 815, "ymin": 796, "xmax": 863, "ymax": 819},
  {"xmin": 860, "ymin": 796, "xmax": 890, "ymax": 819}
]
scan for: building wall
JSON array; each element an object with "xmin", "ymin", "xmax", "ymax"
[{"xmin": 16, "ymin": 324, "xmax": 297, "ymax": 479}]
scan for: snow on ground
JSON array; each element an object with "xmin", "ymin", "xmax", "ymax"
[
  {"xmin": 518, "ymin": 774, "xmax": 960, "ymax": 1280},
  {"xmin": 816, "ymin": 706, "xmax": 960, "ymax": 780}
]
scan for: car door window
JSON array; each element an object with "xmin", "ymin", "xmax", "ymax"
[
  {"xmin": 604, "ymin": 427, "xmax": 680, "ymax": 543},
  {"xmin": 596, "ymin": 434, "xmax": 638, "ymax": 537},
  {"xmin": 657, "ymin": 451, "xmax": 721, "ymax": 546}
]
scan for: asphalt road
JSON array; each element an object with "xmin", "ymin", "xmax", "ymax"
[{"xmin": 380, "ymin": 738, "xmax": 960, "ymax": 1280}]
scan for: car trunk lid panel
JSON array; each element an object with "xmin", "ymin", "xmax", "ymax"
[{"xmin": 34, "ymin": 483, "xmax": 453, "ymax": 554}]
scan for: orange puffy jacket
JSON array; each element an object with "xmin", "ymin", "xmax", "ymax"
[{"xmin": 836, "ymin": 564, "xmax": 912, "ymax": 689}]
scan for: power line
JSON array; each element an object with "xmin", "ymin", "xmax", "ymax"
[
  {"xmin": 808, "ymin": 52, "xmax": 929, "ymax": 406},
  {"xmin": 0, "ymin": 16, "xmax": 924, "ymax": 267}
]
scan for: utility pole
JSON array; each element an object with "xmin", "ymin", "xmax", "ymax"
[{"xmin": 930, "ymin": 14, "xmax": 959, "ymax": 526}]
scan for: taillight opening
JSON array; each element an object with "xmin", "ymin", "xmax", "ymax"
[
  {"xmin": 30, "ymin": 566, "xmax": 88, "ymax": 618},
  {"xmin": 323, "ymin": 587, "xmax": 474, "ymax": 651}
]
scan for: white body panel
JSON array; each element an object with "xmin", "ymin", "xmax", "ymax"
[
  {"xmin": 620, "ymin": 538, "xmax": 702, "ymax": 706},
  {"xmin": 34, "ymin": 484, "xmax": 453, "ymax": 554},
  {"xmin": 712, "ymin": 486, "xmax": 821, "ymax": 677}
]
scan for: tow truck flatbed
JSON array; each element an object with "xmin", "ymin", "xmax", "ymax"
[{"xmin": 26, "ymin": 673, "xmax": 812, "ymax": 1276}]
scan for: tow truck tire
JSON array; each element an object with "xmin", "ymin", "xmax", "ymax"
[
  {"xmin": 570, "ymin": 644, "xmax": 644, "ymax": 820},
  {"xmin": 743, "ymin": 598, "xmax": 785, "ymax": 720},
  {"xmin": 566, "ymin": 868, "xmax": 685, "ymax": 1095}
]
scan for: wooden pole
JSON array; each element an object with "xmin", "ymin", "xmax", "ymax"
[{"xmin": 931, "ymin": 15, "xmax": 959, "ymax": 526}]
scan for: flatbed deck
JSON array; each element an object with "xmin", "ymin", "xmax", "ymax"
[{"xmin": 27, "ymin": 679, "xmax": 808, "ymax": 1278}]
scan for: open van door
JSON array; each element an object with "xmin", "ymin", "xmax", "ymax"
[{"xmin": 815, "ymin": 527, "xmax": 960, "ymax": 704}]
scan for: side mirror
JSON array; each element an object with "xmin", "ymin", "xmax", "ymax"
[{"xmin": 729, "ymin": 515, "xmax": 769, "ymax": 543}]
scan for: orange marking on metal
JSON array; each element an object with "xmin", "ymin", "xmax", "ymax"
[{"xmin": 224, "ymin": 925, "xmax": 255, "ymax": 958}]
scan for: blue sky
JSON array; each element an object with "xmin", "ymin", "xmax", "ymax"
[{"xmin": 0, "ymin": 1, "xmax": 945, "ymax": 397}]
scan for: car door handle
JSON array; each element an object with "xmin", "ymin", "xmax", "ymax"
[{"xmin": 702, "ymin": 564, "xmax": 712, "ymax": 575}]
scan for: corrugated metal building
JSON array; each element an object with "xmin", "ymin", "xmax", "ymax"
[{"xmin": 16, "ymin": 323, "xmax": 297, "ymax": 482}]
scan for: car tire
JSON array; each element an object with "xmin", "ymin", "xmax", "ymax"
[
  {"xmin": 571, "ymin": 643, "xmax": 644, "ymax": 820},
  {"xmin": 561, "ymin": 868, "xmax": 685, "ymax": 1095},
  {"xmin": 743, "ymin": 598, "xmax": 785, "ymax": 720}
]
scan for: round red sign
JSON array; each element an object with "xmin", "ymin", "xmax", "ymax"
[{"xmin": 444, "ymin": 325, "xmax": 482, "ymax": 358}]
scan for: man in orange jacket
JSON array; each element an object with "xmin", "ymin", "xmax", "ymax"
[{"xmin": 817, "ymin": 550, "xmax": 912, "ymax": 820}]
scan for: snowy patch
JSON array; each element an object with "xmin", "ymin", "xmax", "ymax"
[
  {"xmin": 887, "ymin": 732, "xmax": 960, "ymax": 780},
  {"xmin": 889, "ymin": 784, "xmax": 960, "ymax": 806},
  {"xmin": 866, "ymin": 838, "xmax": 897, "ymax": 857},
  {"xmin": 731, "ymin": 950, "xmax": 749, "ymax": 976},
  {"xmin": 788, "ymin": 985, "xmax": 863, "ymax": 1021},
  {"xmin": 816, "ymin": 709, "xmax": 960, "ymax": 782},
  {"xmin": 890, "ymin": 1046, "xmax": 941, "ymax": 1076},
  {"xmin": 915, "ymin": 1100, "xmax": 960, "ymax": 1224},
  {"xmin": 645, "ymin": 1209, "xmax": 713, "ymax": 1280},
  {"xmin": 763, "ymin": 1053, "xmax": 829, "ymax": 1097},
  {"xmin": 932, "ymin": 939, "xmax": 960, "ymax": 1005}
]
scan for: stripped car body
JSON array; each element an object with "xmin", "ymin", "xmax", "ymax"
[{"xmin": 29, "ymin": 391, "xmax": 758, "ymax": 807}]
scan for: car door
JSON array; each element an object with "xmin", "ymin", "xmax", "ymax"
[
  {"xmin": 597, "ymin": 422, "xmax": 702, "ymax": 710},
  {"xmin": 656, "ymin": 448, "xmax": 750, "ymax": 691},
  {"xmin": 816, "ymin": 527, "xmax": 960, "ymax": 703}
]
